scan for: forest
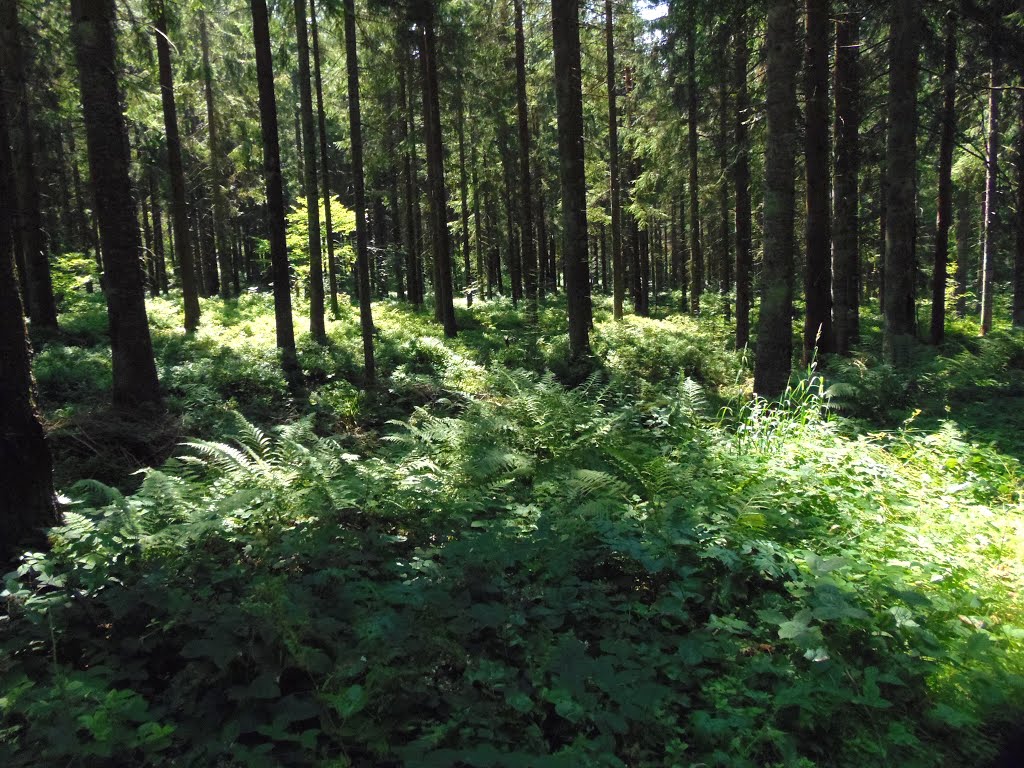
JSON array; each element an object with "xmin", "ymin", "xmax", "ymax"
[{"xmin": 3, "ymin": 0, "xmax": 1024, "ymax": 764}]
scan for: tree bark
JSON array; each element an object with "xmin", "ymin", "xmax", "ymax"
[
  {"xmin": 1, "ymin": 0, "xmax": 58, "ymax": 329},
  {"xmin": 686, "ymin": 0, "xmax": 703, "ymax": 314},
  {"xmin": 832, "ymin": 10, "xmax": 860, "ymax": 354},
  {"xmin": 1015, "ymin": 93, "xmax": 1024, "ymax": 327},
  {"xmin": 199, "ymin": 10, "xmax": 232, "ymax": 300},
  {"xmin": 0, "ymin": 49, "xmax": 59, "ymax": 565},
  {"xmin": 753, "ymin": 0, "xmax": 798, "ymax": 398},
  {"xmin": 152, "ymin": 0, "xmax": 200, "ymax": 332},
  {"xmin": 552, "ymin": 0, "xmax": 591, "ymax": 361},
  {"xmin": 605, "ymin": 0, "xmax": 624, "ymax": 319},
  {"xmin": 930, "ymin": 14, "xmax": 956, "ymax": 345},
  {"xmin": 72, "ymin": 0, "xmax": 163, "ymax": 409},
  {"xmin": 955, "ymin": 183, "xmax": 971, "ymax": 318},
  {"xmin": 513, "ymin": 0, "xmax": 537, "ymax": 313},
  {"xmin": 733, "ymin": 3, "xmax": 751, "ymax": 349},
  {"xmin": 882, "ymin": 0, "xmax": 919, "ymax": 364},
  {"xmin": 398, "ymin": 31, "xmax": 422, "ymax": 309},
  {"xmin": 294, "ymin": 0, "xmax": 327, "ymax": 343},
  {"xmin": 417, "ymin": 3, "xmax": 457, "ymax": 337},
  {"xmin": 803, "ymin": 0, "xmax": 832, "ymax": 361},
  {"xmin": 248, "ymin": 0, "xmax": 301, "ymax": 390},
  {"xmin": 343, "ymin": 0, "xmax": 377, "ymax": 380},
  {"xmin": 310, "ymin": 0, "xmax": 339, "ymax": 316},
  {"xmin": 980, "ymin": 62, "xmax": 1000, "ymax": 337},
  {"xmin": 717, "ymin": 22, "xmax": 731, "ymax": 322},
  {"xmin": 457, "ymin": 83, "xmax": 473, "ymax": 306}
]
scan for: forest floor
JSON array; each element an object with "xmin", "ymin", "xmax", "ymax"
[{"xmin": 3, "ymin": 286, "xmax": 1024, "ymax": 767}]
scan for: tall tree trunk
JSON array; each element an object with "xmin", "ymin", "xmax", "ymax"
[
  {"xmin": 753, "ymin": 0, "xmax": 798, "ymax": 398},
  {"xmin": 248, "ymin": 0, "xmax": 301, "ymax": 390},
  {"xmin": 310, "ymin": 0, "xmax": 339, "ymax": 316},
  {"xmin": 733, "ymin": 2, "xmax": 752, "ymax": 349},
  {"xmin": 294, "ymin": 0, "xmax": 327, "ymax": 343},
  {"xmin": 717, "ymin": 22, "xmax": 731, "ymax": 322},
  {"xmin": 513, "ymin": 0, "xmax": 537, "ymax": 312},
  {"xmin": 930, "ymin": 13, "xmax": 956, "ymax": 345},
  {"xmin": 0, "ymin": 51, "xmax": 59, "ymax": 565},
  {"xmin": 152, "ymin": 0, "xmax": 200, "ymax": 332},
  {"xmin": 398, "ymin": 32, "xmax": 421, "ymax": 309},
  {"xmin": 955, "ymin": 183, "xmax": 970, "ymax": 317},
  {"xmin": 149, "ymin": 167, "xmax": 167, "ymax": 296},
  {"xmin": 552, "ymin": 0, "xmax": 591, "ymax": 361},
  {"xmin": 199, "ymin": 11, "xmax": 232, "ymax": 300},
  {"xmin": 686, "ymin": 0, "xmax": 703, "ymax": 314},
  {"xmin": 832, "ymin": 10, "xmax": 860, "ymax": 354},
  {"xmin": 73, "ymin": 0, "xmax": 163, "ymax": 409},
  {"xmin": 417, "ymin": 3, "xmax": 457, "ymax": 337},
  {"xmin": 803, "ymin": 0, "xmax": 831, "ymax": 361},
  {"xmin": 605, "ymin": 0, "xmax": 624, "ymax": 319},
  {"xmin": 343, "ymin": 0, "xmax": 377, "ymax": 380},
  {"xmin": 980, "ymin": 62, "xmax": 1001, "ymax": 337},
  {"xmin": 882, "ymin": 0, "xmax": 919, "ymax": 364},
  {"xmin": 1, "ymin": 0, "xmax": 58, "ymax": 329},
  {"xmin": 1015, "ymin": 94, "xmax": 1024, "ymax": 328},
  {"xmin": 472, "ymin": 129, "xmax": 484, "ymax": 302},
  {"xmin": 457, "ymin": 85, "xmax": 473, "ymax": 306}
]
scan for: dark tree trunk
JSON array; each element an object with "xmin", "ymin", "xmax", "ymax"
[
  {"xmin": 153, "ymin": 0, "xmax": 200, "ymax": 332},
  {"xmin": 552, "ymin": 0, "xmax": 591, "ymax": 361},
  {"xmin": 294, "ymin": 0, "xmax": 326, "ymax": 343},
  {"xmin": 955, "ymin": 183, "xmax": 970, "ymax": 318},
  {"xmin": 605, "ymin": 0, "xmax": 623, "ymax": 319},
  {"xmin": 0, "ymin": 51, "xmax": 59, "ymax": 565},
  {"xmin": 832, "ymin": 10, "xmax": 860, "ymax": 354},
  {"xmin": 882, "ymin": 0, "xmax": 919, "ymax": 364},
  {"xmin": 1, "ymin": 0, "xmax": 58, "ymax": 330},
  {"xmin": 343, "ymin": 0, "xmax": 377, "ymax": 380},
  {"xmin": 417, "ymin": 3, "xmax": 457, "ymax": 337},
  {"xmin": 514, "ymin": 0, "xmax": 537, "ymax": 312},
  {"xmin": 980, "ymin": 62, "xmax": 1000, "ymax": 337},
  {"xmin": 930, "ymin": 14, "xmax": 956, "ymax": 345},
  {"xmin": 248, "ymin": 0, "xmax": 300, "ymax": 390},
  {"xmin": 733, "ymin": 3, "xmax": 751, "ymax": 349},
  {"xmin": 149, "ymin": 168, "xmax": 167, "ymax": 296},
  {"xmin": 686, "ymin": 0, "xmax": 703, "ymax": 314},
  {"xmin": 310, "ymin": 0, "xmax": 339, "ymax": 316},
  {"xmin": 1015, "ymin": 94, "xmax": 1024, "ymax": 327},
  {"xmin": 72, "ymin": 0, "xmax": 162, "ymax": 409},
  {"xmin": 457, "ymin": 85, "xmax": 473, "ymax": 306},
  {"xmin": 398, "ymin": 33, "xmax": 422, "ymax": 309},
  {"xmin": 753, "ymin": 0, "xmax": 798, "ymax": 398},
  {"xmin": 199, "ymin": 11, "xmax": 231, "ymax": 300},
  {"xmin": 472, "ymin": 130, "xmax": 484, "ymax": 302},
  {"xmin": 716, "ymin": 22, "xmax": 731, "ymax": 322},
  {"xmin": 802, "ymin": 0, "xmax": 832, "ymax": 361}
]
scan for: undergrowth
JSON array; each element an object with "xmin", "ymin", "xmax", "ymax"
[{"xmin": 4, "ymin": 290, "xmax": 1024, "ymax": 766}]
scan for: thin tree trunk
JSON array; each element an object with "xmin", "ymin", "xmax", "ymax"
[
  {"xmin": 149, "ymin": 168, "xmax": 167, "ymax": 296},
  {"xmin": 753, "ymin": 0, "xmax": 798, "ymax": 397},
  {"xmin": 930, "ymin": 14, "xmax": 956, "ymax": 344},
  {"xmin": 1015, "ymin": 94, "xmax": 1024, "ymax": 327},
  {"xmin": 472, "ymin": 129, "xmax": 484, "ymax": 302},
  {"xmin": 832, "ymin": 10, "xmax": 860, "ymax": 354},
  {"xmin": 0, "ymin": 50, "xmax": 59, "ymax": 564},
  {"xmin": 605, "ymin": 0, "xmax": 623, "ymax": 319},
  {"xmin": 803, "ymin": 0, "xmax": 831, "ymax": 361},
  {"xmin": 1, "ymin": 0, "xmax": 58, "ymax": 329},
  {"xmin": 514, "ymin": 0, "xmax": 537, "ymax": 312},
  {"xmin": 310, "ymin": 0, "xmax": 339, "ymax": 316},
  {"xmin": 343, "ymin": 0, "xmax": 377, "ymax": 380},
  {"xmin": 980, "ymin": 62, "xmax": 1001, "ymax": 337},
  {"xmin": 248, "ymin": 0, "xmax": 301, "ymax": 390},
  {"xmin": 686, "ymin": 0, "xmax": 703, "ymax": 314},
  {"xmin": 153, "ymin": 0, "xmax": 200, "ymax": 332},
  {"xmin": 294, "ymin": 0, "xmax": 327, "ymax": 343},
  {"xmin": 733, "ymin": 3, "xmax": 751, "ymax": 349},
  {"xmin": 199, "ymin": 11, "xmax": 232, "ymax": 300},
  {"xmin": 717, "ymin": 22, "xmax": 731, "ymax": 322},
  {"xmin": 882, "ymin": 0, "xmax": 919, "ymax": 364},
  {"xmin": 457, "ymin": 84, "xmax": 473, "ymax": 306},
  {"xmin": 398, "ymin": 32, "xmax": 421, "ymax": 308},
  {"xmin": 73, "ymin": 0, "xmax": 162, "ymax": 409},
  {"xmin": 417, "ymin": 3, "xmax": 457, "ymax": 337},
  {"xmin": 552, "ymin": 0, "xmax": 591, "ymax": 361},
  {"xmin": 955, "ymin": 182, "xmax": 971, "ymax": 318}
]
